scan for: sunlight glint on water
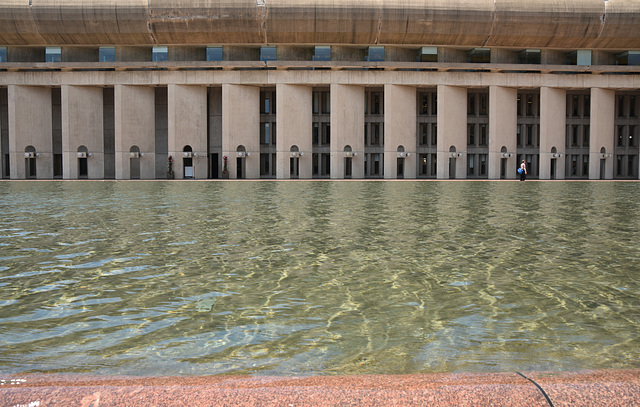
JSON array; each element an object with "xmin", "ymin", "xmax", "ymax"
[{"xmin": 0, "ymin": 180, "xmax": 639, "ymax": 376}]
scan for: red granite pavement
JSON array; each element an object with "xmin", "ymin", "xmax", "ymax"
[{"xmin": 1, "ymin": 369, "xmax": 639, "ymax": 407}]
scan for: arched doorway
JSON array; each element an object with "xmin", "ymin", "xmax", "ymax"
[
  {"xmin": 500, "ymin": 146, "xmax": 509, "ymax": 179},
  {"xmin": 396, "ymin": 145, "xmax": 406, "ymax": 179},
  {"xmin": 24, "ymin": 146, "xmax": 37, "ymax": 179},
  {"xmin": 289, "ymin": 145, "xmax": 300, "ymax": 179},
  {"xmin": 448, "ymin": 146, "xmax": 457, "ymax": 179},
  {"xmin": 129, "ymin": 146, "xmax": 141, "ymax": 179},
  {"xmin": 77, "ymin": 145, "xmax": 89, "ymax": 179},
  {"xmin": 236, "ymin": 145, "xmax": 247, "ymax": 179},
  {"xmin": 183, "ymin": 145, "xmax": 194, "ymax": 179},
  {"xmin": 600, "ymin": 147, "xmax": 608, "ymax": 180},
  {"xmin": 343, "ymin": 145, "xmax": 354, "ymax": 179},
  {"xmin": 550, "ymin": 147, "xmax": 558, "ymax": 179}
]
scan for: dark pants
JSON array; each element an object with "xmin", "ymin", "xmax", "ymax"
[{"xmin": 520, "ymin": 171, "xmax": 526, "ymax": 181}]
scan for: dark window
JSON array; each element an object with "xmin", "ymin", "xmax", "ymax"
[
  {"xmin": 206, "ymin": 46, "xmax": 223, "ymax": 61},
  {"xmin": 152, "ymin": 46, "xmax": 168, "ymax": 62},
  {"xmin": 260, "ymin": 46, "xmax": 277, "ymax": 61},
  {"xmin": 479, "ymin": 94, "xmax": 488, "ymax": 115},
  {"xmin": 479, "ymin": 124, "xmax": 487, "ymax": 146},
  {"xmin": 99, "ymin": 47, "xmax": 115, "ymax": 62},
  {"xmin": 367, "ymin": 46, "xmax": 385, "ymax": 62},
  {"xmin": 312, "ymin": 123, "xmax": 319, "ymax": 145},
  {"xmin": 45, "ymin": 47, "xmax": 61, "ymax": 63},
  {"xmin": 518, "ymin": 49, "xmax": 541, "ymax": 64},
  {"xmin": 468, "ymin": 124, "xmax": 475, "ymax": 145},
  {"xmin": 618, "ymin": 126, "xmax": 625, "ymax": 147},
  {"xmin": 313, "ymin": 46, "xmax": 331, "ymax": 61}
]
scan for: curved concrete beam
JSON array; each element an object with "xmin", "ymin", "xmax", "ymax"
[{"xmin": 0, "ymin": 0, "xmax": 639, "ymax": 48}]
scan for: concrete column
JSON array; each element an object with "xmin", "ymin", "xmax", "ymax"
[
  {"xmin": 61, "ymin": 85, "xmax": 104, "ymax": 179},
  {"xmin": 276, "ymin": 84, "xmax": 312, "ymax": 179},
  {"xmin": 62, "ymin": 47, "xmax": 99, "ymax": 62},
  {"xmin": 114, "ymin": 85, "xmax": 156, "ymax": 180},
  {"xmin": 8, "ymin": 85, "xmax": 52, "ymax": 179},
  {"xmin": 168, "ymin": 84, "xmax": 208, "ymax": 179},
  {"xmin": 222, "ymin": 84, "xmax": 260, "ymax": 179},
  {"xmin": 168, "ymin": 46, "xmax": 205, "ymax": 62},
  {"xmin": 539, "ymin": 87, "xmax": 566, "ymax": 179},
  {"xmin": 7, "ymin": 47, "xmax": 44, "ymax": 63},
  {"xmin": 437, "ymin": 85, "xmax": 466, "ymax": 179},
  {"xmin": 590, "ymin": 88, "xmax": 615, "ymax": 180},
  {"xmin": 0, "ymin": 92, "xmax": 4, "ymax": 177},
  {"xmin": 116, "ymin": 47, "xmax": 151, "ymax": 62},
  {"xmin": 491, "ymin": 49, "xmax": 518, "ymax": 64},
  {"xmin": 489, "ymin": 85, "xmax": 518, "ymax": 179},
  {"xmin": 331, "ymin": 84, "xmax": 364, "ymax": 179},
  {"xmin": 384, "ymin": 84, "xmax": 416, "ymax": 179}
]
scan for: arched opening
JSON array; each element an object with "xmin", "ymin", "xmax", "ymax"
[
  {"xmin": 343, "ymin": 145, "xmax": 353, "ymax": 179},
  {"xmin": 448, "ymin": 145, "xmax": 457, "ymax": 179},
  {"xmin": 183, "ymin": 145, "xmax": 194, "ymax": 179},
  {"xmin": 500, "ymin": 146, "xmax": 508, "ymax": 179},
  {"xmin": 550, "ymin": 147, "xmax": 558, "ymax": 180},
  {"xmin": 77, "ymin": 145, "xmax": 89, "ymax": 179},
  {"xmin": 129, "ymin": 146, "xmax": 141, "ymax": 179},
  {"xmin": 236, "ymin": 145, "xmax": 247, "ymax": 179},
  {"xmin": 24, "ymin": 145, "xmax": 37, "ymax": 179},
  {"xmin": 289, "ymin": 145, "xmax": 300, "ymax": 179},
  {"xmin": 396, "ymin": 145, "xmax": 406, "ymax": 179}
]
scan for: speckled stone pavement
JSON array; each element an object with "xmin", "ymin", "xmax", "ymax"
[{"xmin": 1, "ymin": 369, "xmax": 639, "ymax": 406}]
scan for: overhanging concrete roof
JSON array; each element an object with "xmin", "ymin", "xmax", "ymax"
[{"xmin": 0, "ymin": 0, "xmax": 639, "ymax": 49}]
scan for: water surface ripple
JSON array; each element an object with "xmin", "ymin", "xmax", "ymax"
[{"xmin": 0, "ymin": 181, "xmax": 639, "ymax": 376}]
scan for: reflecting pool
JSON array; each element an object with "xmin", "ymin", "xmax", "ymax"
[{"xmin": 0, "ymin": 180, "xmax": 639, "ymax": 376}]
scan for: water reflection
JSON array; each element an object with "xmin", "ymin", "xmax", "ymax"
[{"xmin": 0, "ymin": 180, "xmax": 639, "ymax": 376}]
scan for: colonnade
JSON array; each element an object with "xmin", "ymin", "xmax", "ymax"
[{"xmin": 0, "ymin": 71, "xmax": 635, "ymax": 180}]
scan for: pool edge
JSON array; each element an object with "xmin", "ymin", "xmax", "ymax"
[{"xmin": 2, "ymin": 369, "xmax": 639, "ymax": 406}]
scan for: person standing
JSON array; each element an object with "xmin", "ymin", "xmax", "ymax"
[{"xmin": 519, "ymin": 160, "xmax": 527, "ymax": 181}]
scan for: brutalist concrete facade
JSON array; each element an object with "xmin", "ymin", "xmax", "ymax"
[{"xmin": 0, "ymin": 0, "xmax": 639, "ymax": 180}]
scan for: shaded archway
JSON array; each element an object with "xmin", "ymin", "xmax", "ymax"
[
  {"xmin": 343, "ymin": 145, "xmax": 354, "ymax": 179},
  {"xmin": 600, "ymin": 146, "xmax": 608, "ymax": 180},
  {"xmin": 77, "ymin": 145, "xmax": 89, "ymax": 179},
  {"xmin": 236, "ymin": 145, "xmax": 247, "ymax": 179},
  {"xmin": 448, "ymin": 145, "xmax": 457, "ymax": 179},
  {"xmin": 550, "ymin": 147, "xmax": 558, "ymax": 179},
  {"xmin": 289, "ymin": 145, "xmax": 300, "ymax": 179},
  {"xmin": 500, "ymin": 145, "xmax": 509, "ymax": 179},
  {"xmin": 24, "ymin": 145, "xmax": 37, "ymax": 179},
  {"xmin": 129, "ymin": 146, "xmax": 141, "ymax": 179},
  {"xmin": 183, "ymin": 145, "xmax": 193, "ymax": 179},
  {"xmin": 396, "ymin": 145, "xmax": 406, "ymax": 179}
]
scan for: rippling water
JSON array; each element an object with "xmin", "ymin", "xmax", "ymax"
[{"xmin": 0, "ymin": 180, "xmax": 639, "ymax": 376}]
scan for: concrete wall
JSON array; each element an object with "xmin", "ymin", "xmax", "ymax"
[
  {"xmin": 168, "ymin": 84, "xmax": 207, "ymax": 179},
  {"xmin": 384, "ymin": 84, "xmax": 416, "ymax": 179},
  {"xmin": 590, "ymin": 88, "xmax": 615, "ymax": 180},
  {"xmin": 331, "ymin": 84, "xmax": 364, "ymax": 179},
  {"xmin": 1, "ymin": 68, "xmax": 639, "ymax": 180},
  {"xmin": 489, "ymin": 86, "xmax": 518, "ymax": 179},
  {"xmin": 539, "ymin": 87, "xmax": 566, "ymax": 179},
  {"xmin": 276, "ymin": 84, "xmax": 312, "ymax": 179},
  {"xmin": 61, "ymin": 85, "xmax": 104, "ymax": 179},
  {"xmin": 8, "ymin": 85, "xmax": 52, "ymax": 179},
  {"xmin": 437, "ymin": 85, "xmax": 467, "ymax": 179},
  {"xmin": 114, "ymin": 85, "xmax": 156, "ymax": 179},
  {"xmin": 222, "ymin": 84, "xmax": 260, "ymax": 179}
]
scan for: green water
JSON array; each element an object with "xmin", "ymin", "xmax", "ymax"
[{"xmin": 0, "ymin": 180, "xmax": 639, "ymax": 376}]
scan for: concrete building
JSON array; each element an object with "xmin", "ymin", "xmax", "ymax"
[{"xmin": 0, "ymin": 0, "xmax": 639, "ymax": 180}]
